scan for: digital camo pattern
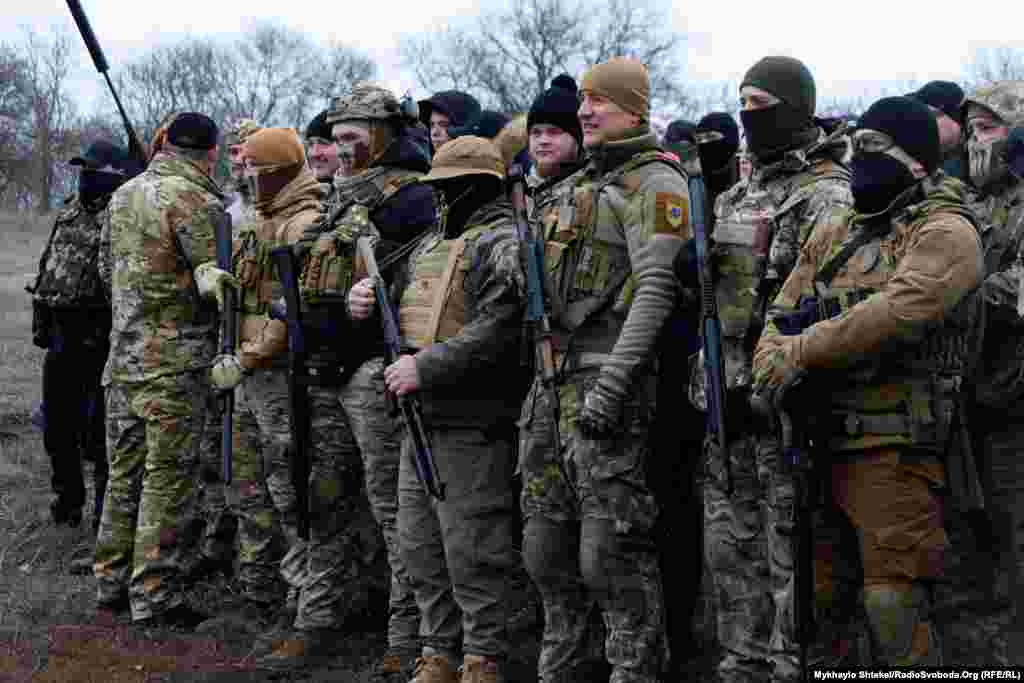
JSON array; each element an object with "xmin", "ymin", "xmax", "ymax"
[
  {"xmin": 102, "ymin": 153, "xmax": 224, "ymax": 385},
  {"xmin": 328, "ymin": 82, "xmax": 403, "ymax": 123},
  {"xmin": 94, "ymin": 370, "xmax": 208, "ymax": 620},
  {"xmin": 965, "ymin": 80, "xmax": 1024, "ymax": 127},
  {"xmin": 32, "ymin": 196, "xmax": 109, "ymax": 309}
]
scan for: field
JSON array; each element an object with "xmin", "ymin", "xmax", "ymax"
[{"xmin": 0, "ymin": 208, "xmax": 1014, "ymax": 681}]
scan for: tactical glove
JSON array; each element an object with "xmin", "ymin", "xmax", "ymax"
[
  {"xmin": 210, "ymin": 353, "xmax": 245, "ymax": 392},
  {"xmin": 751, "ymin": 338, "xmax": 806, "ymax": 409},
  {"xmin": 195, "ymin": 263, "xmax": 240, "ymax": 309},
  {"xmin": 575, "ymin": 383, "xmax": 622, "ymax": 440}
]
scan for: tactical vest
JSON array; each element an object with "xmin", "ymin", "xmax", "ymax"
[
  {"xmin": 399, "ymin": 225, "xmax": 490, "ymax": 349},
  {"xmin": 32, "ymin": 199, "xmax": 107, "ymax": 308},
  {"xmin": 299, "ymin": 168, "xmax": 420, "ymax": 307},
  {"xmin": 712, "ymin": 159, "xmax": 849, "ymax": 386},
  {"xmin": 813, "ymin": 200, "xmax": 979, "ymax": 453},
  {"xmin": 545, "ymin": 151, "xmax": 683, "ymax": 333}
]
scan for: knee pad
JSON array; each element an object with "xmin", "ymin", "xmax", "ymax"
[{"xmin": 863, "ymin": 583, "xmax": 940, "ymax": 667}]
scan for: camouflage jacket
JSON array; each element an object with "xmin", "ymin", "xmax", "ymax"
[
  {"xmin": 395, "ymin": 199, "xmax": 527, "ymax": 426},
  {"xmin": 755, "ymin": 175, "xmax": 983, "ymax": 452},
  {"xmin": 235, "ymin": 169, "xmax": 324, "ymax": 369},
  {"xmin": 973, "ymin": 178, "xmax": 1024, "ymax": 408},
  {"xmin": 225, "ymin": 189, "xmax": 258, "ymax": 238},
  {"xmin": 704, "ymin": 132, "xmax": 852, "ymax": 393},
  {"xmin": 102, "ymin": 153, "xmax": 225, "ymax": 385}
]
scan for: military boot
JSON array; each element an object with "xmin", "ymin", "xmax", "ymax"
[
  {"xmin": 409, "ymin": 652, "xmax": 460, "ymax": 683},
  {"xmin": 254, "ymin": 627, "xmax": 341, "ymax": 671},
  {"xmin": 371, "ymin": 649, "xmax": 417, "ymax": 682},
  {"xmin": 460, "ymin": 654, "xmax": 501, "ymax": 683}
]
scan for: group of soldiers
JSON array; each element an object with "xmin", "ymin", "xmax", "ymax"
[{"xmin": 25, "ymin": 47, "xmax": 1024, "ymax": 682}]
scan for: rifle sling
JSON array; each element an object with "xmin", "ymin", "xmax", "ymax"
[
  {"xmin": 814, "ymin": 219, "xmax": 892, "ymax": 291},
  {"xmin": 559, "ymin": 268, "xmax": 632, "ymax": 332}
]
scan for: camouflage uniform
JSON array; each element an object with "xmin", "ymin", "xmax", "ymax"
[
  {"xmin": 30, "ymin": 195, "xmax": 112, "ymax": 530},
  {"xmin": 94, "ymin": 152, "xmax": 223, "ymax": 621},
  {"xmin": 393, "ymin": 184, "xmax": 526, "ymax": 673},
  {"xmin": 755, "ymin": 172, "xmax": 982, "ymax": 667},
  {"xmin": 231, "ymin": 154, "xmax": 325, "ymax": 607},
  {"xmin": 960, "ymin": 81, "xmax": 1024, "ymax": 663},
  {"xmin": 520, "ymin": 128, "xmax": 688, "ymax": 682},
  {"xmin": 696, "ymin": 133, "xmax": 852, "ymax": 682}
]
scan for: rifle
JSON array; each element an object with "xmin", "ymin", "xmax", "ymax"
[
  {"xmin": 270, "ymin": 246, "xmax": 311, "ymax": 540},
  {"xmin": 355, "ymin": 235, "xmax": 445, "ymax": 500},
  {"xmin": 66, "ymin": 0, "xmax": 147, "ymax": 168},
  {"xmin": 507, "ymin": 165, "xmax": 576, "ymax": 499},
  {"xmin": 212, "ymin": 212, "xmax": 235, "ymax": 485},
  {"xmin": 691, "ymin": 174, "xmax": 731, "ymax": 493}
]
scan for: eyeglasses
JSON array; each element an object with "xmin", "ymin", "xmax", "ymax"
[{"xmin": 851, "ymin": 129, "xmax": 896, "ymax": 154}]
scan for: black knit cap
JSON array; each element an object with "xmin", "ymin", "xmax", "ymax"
[
  {"xmin": 528, "ymin": 74, "xmax": 583, "ymax": 147},
  {"xmin": 697, "ymin": 113, "xmax": 739, "ymax": 151},
  {"xmin": 418, "ymin": 90, "xmax": 482, "ymax": 130},
  {"xmin": 858, "ymin": 96, "xmax": 941, "ymax": 173},
  {"xmin": 664, "ymin": 119, "xmax": 697, "ymax": 144},
  {"xmin": 741, "ymin": 56, "xmax": 816, "ymax": 120},
  {"xmin": 456, "ymin": 110, "xmax": 511, "ymax": 140},
  {"xmin": 166, "ymin": 112, "xmax": 218, "ymax": 150},
  {"xmin": 305, "ymin": 110, "xmax": 332, "ymax": 140},
  {"xmin": 908, "ymin": 80, "xmax": 965, "ymax": 123}
]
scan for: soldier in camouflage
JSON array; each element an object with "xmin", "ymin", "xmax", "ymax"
[
  {"xmin": 255, "ymin": 84, "xmax": 433, "ymax": 673},
  {"xmin": 519, "ymin": 57, "xmax": 686, "ymax": 683},
  {"xmin": 29, "ymin": 140, "xmax": 138, "ymax": 532},
  {"xmin": 696, "ymin": 57, "xmax": 852, "ymax": 682},
  {"xmin": 349, "ymin": 135, "xmax": 526, "ymax": 683},
  {"xmin": 199, "ymin": 128, "xmax": 324, "ymax": 628},
  {"xmin": 960, "ymin": 80, "xmax": 1024, "ymax": 664},
  {"xmin": 753, "ymin": 95, "xmax": 983, "ymax": 667},
  {"xmin": 93, "ymin": 113, "xmax": 226, "ymax": 629}
]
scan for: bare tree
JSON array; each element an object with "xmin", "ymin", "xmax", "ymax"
[
  {"xmin": 399, "ymin": 0, "xmax": 690, "ymax": 114},
  {"xmin": 0, "ymin": 43, "xmax": 32, "ymax": 205},
  {"xmin": 966, "ymin": 46, "xmax": 1024, "ymax": 87}
]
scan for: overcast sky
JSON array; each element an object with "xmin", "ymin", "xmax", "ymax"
[{"xmin": 10, "ymin": 0, "xmax": 1024, "ymax": 117}]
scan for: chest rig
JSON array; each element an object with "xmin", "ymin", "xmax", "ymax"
[
  {"xmin": 543, "ymin": 152, "xmax": 681, "ymax": 332},
  {"xmin": 32, "ymin": 200, "xmax": 106, "ymax": 308},
  {"xmin": 805, "ymin": 201, "xmax": 979, "ymax": 453},
  {"xmin": 298, "ymin": 168, "xmax": 419, "ymax": 307}
]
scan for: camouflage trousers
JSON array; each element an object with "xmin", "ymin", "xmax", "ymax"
[
  {"xmin": 520, "ymin": 370, "xmax": 666, "ymax": 683},
  {"xmin": 279, "ymin": 382, "xmax": 384, "ymax": 632},
  {"xmin": 703, "ymin": 431, "xmax": 797, "ymax": 682},
  {"xmin": 232, "ymin": 368, "xmax": 295, "ymax": 604},
  {"xmin": 94, "ymin": 372, "xmax": 207, "ymax": 620},
  {"xmin": 197, "ymin": 389, "xmax": 236, "ymax": 566},
  {"xmin": 398, "ymin": 423, "xmax": 519, "ymax": 660},
  {"xmin": 339, "ymin": 358, "xmax": 420, "ymax": 655}
]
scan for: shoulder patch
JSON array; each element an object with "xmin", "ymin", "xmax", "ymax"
[{"xmin": 655, "ymin": 192, "xmax": 689, "ymax": 237}]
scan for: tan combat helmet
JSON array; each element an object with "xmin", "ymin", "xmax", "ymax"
[
  {"xmin": 421, "ymin": 136, "xmax": 505, "ymax": 183},
  {"xmin": 964, "ymin": 81, "xmax": 1024, "ymax": 127},
  {"xmin": 224, "ymin": 118, "xmax": 263, "ymax": 147},
  {"xmin": 327, "ymin": 82, "xmax": 411, "ymax": 125}
]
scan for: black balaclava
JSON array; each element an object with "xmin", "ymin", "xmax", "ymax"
[
  {"xmin": 78, "ymin": 170, "xmax": 125, "ymax": 206},
  {"xmin": 850, "ymin": 96, "xmax": 939, "ymax": 216},
  {"xmin": 739, "ymin": 56, "xmax": 818, "ymax": 162},
  {"xmin": 697, "ymin": 112, "xmax": 740, "ymax": 194},
  {"xmin": 663, "ymin": 120, "xmax": 697, "ymax": 164}
]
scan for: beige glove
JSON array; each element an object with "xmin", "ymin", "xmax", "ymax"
[
  {"xmin": 210, "ymin": 353, "xmax": 245, "ymax": 392},
  {"xmin": 195, "ymin": 262, "xmax": 239, "ymax": 309}
]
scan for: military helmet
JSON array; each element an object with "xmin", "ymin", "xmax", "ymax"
[
  {"xmin": 964, "ymin": 81, "xmax": 1024, "ymax": 128},
  {"xmin": 224, "ymin": 118, "xmax": 262, "ymax": 147},
  {"xmin": 327, "ymin": 82, "xmax": 408, "ymax": 125}
]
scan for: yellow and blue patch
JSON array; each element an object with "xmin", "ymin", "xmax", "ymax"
[{"xmin": 654, "ymin": 192, "xmax": 689, "ymax": 237}]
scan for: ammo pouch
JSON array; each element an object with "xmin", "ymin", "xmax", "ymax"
[
  {"xmin": 299, "ymin": 227, "xmax": 356, "ymax": 307},
  {"xmin": 826, "ymin": 375, "xmax": 958, "ymax": 454},
  {"xmin": 235, "ymin": 232, "xmax": 274, "ymax": 315},
  {"xmin": 31, "ymin": 299, "xmax": 53, "ymax": 349}
]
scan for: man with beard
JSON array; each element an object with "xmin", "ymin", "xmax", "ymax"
[
  {"xmin": 305, "ymin": 110, "xmax": 341, "ymax": 187},
  {"xmin": 960, "ymin": 81, "xmax": 1024, "ymax": 664},
  {"xmin": 753, "ymin": 95, "xmax": 982, "ymax": 668},
  {"xmin": 29, "ymin": 140, "xmax": 138, "ymax": 533},
  {"xmin": 348, "ymin": 135, "xmax": 525, "ymax": 683},
  {"xmin": 255, "ymin": 84, "xmax": 434, "ymax": 676},
  {"xmin": 699, "ymin": 56, "xmax": 852, "ymax": 682}
]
